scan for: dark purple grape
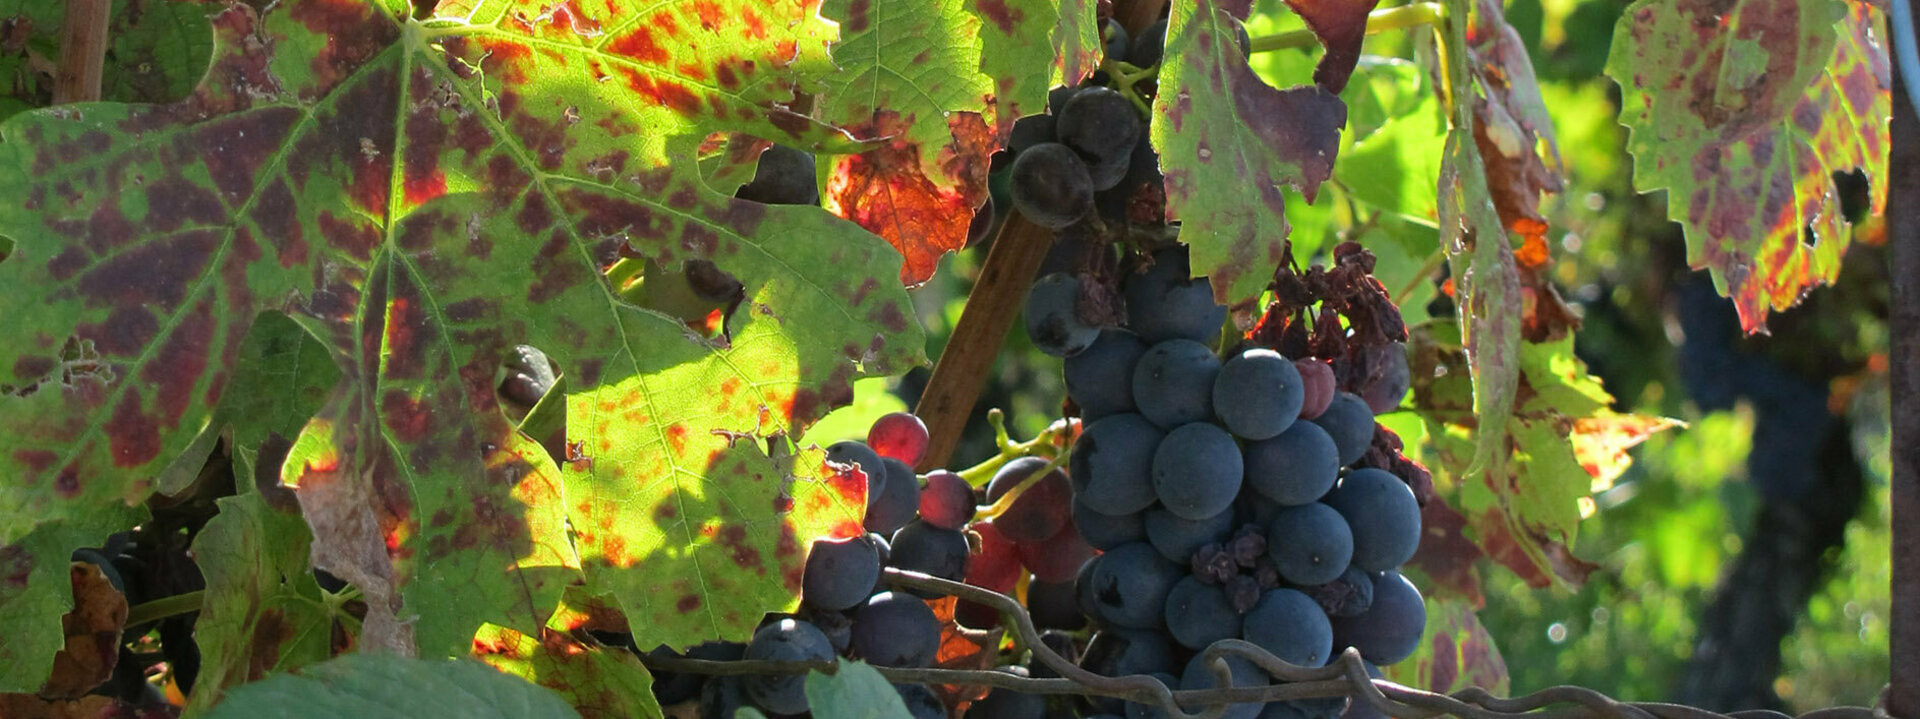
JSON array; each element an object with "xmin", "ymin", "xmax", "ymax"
[
  {"xmin": 1072, "ymin": 496, "xmax": 1148, "ymax": 550},
  {"xmin": 648, "ymin": 641, "xmax": 743, "ymax": 705},
  {"xmin": 865, "ymin": 457, "xmax": 922, "ymax": 534},
  {"xmin": 1010, "ymin": 114, "xmax": 1058, "ymax": 155},
  {"xmin": 972, "ymin": 667, "xmax": 1048, "ymax": 719},
  {"xmin": 896, "ymin": 683, "xmax": 949, "ymax": 719},
  {"xmin": 1304, "ymin": 565, "xmax": 1375, "ymax": 618},
  {"xmin": 1102, "ymin": 17, "xmax": 1131, "ymax": 60},
  {"xmin": 803, "ymin": 535, "xmax": 882, "ymax": 611},
  {"xmin": 1080, "ymin": 542, "xmax": 1182, "ymax": 629},
  {"xmin": 851, "ymin": 592, "xmax": 941, "ymax": 668},
  {"xmin": 1296, "ymin": 359, "xmax": 1336, "ymax": 419},
  {"xmin": 1123, "ymin": 249, "xmax": 1226, "ymax": 345},
  {"xmin": 1009, "ymin": 143, "xmax": 1094, "ymax": 229},
  {"xmin": 1058, "ymin": 86, "xmax": 1143, "ymax": 169},
  {"xmin": 1360, "ymin": 343, "xmax": 1411, "ymax": 414},
  {"xmin": 1243, "ymin": 420, "xmax": 1341, "ymax": 506},
  {"xmin": 1127, "ymin": 18, "xmax": 1167, "ymax": 67},
  {"xmin": 1144, "ymin": 506, "xmax": 1234, "ymax": 565},
  {"xmin": 1025, "ymin": 272, "xmax": 1101, "ymax": 358},
  {"xmin": 1027, "ymin": 578, "xmax": 1087, "ymax": 631},
  {"xmin": 889, "ymin": 520, "xmax": 970, "ymax": 595},
  {"xmin": 1178, "ymin": 654, "xmax": 1267, "ymax": 719},
  {"xmin": 743, "ymin": 619, "xmax": 834, "ymax": 714}
]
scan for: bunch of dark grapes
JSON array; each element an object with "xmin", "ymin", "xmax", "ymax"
[{"xmin": 994, "ymin": 244, "xmax": 1427, "ymax": 719}]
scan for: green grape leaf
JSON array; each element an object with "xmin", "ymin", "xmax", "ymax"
[
  {"xmin": 1335, "ymin": 59, "xmax": 1445, "ymax": 224},
  {"xmin": 804, "ymin": 661, "xmax": 914, "ymax": 719},
  {"xmin": 184, "ymin": 492, "xmax": 335, "ymax": 714},
  {"xmin": 0, "ymin": 507, "xmax": 145, "ymax": 692},
  {"xmin": 974, "ymin": 0, "xmax": 1101, "ymax": 131},
  {"xmin": 1608, "ymin": 0, "xmax": 1888, "ymax": 333},
  {"xmin": 1380, "ymin": 597, "xmax": 1509, "ymax": 695},
  {"xmin": 817, "ymin": 0, "xmax": 997, "ymax": 285},
  {"xmin": 1, "ymin": 0, "xmax": 921, "ymax": 660},
  {"xmin": 203, "ymin": 653, "xmax": 582, "ymax": 719},
  {"xmin": 474, "ymin": 624, "xmax": 664, "ymax": 719},
  {"xmin": 1153, "ymin": 0, "xmax": 1347, "ymax": 312},
  {"xmin": 1410, "ymin": 325, "xmax": 1673, "ymax": 588}
]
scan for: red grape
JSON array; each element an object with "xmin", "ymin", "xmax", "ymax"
[
  {"xmin": 956, "ymin": 520, "xmax": 1022, "ymax": 628},
  {"xmin": 917, "ymin": 470, "xmax": 976, "ymax": 530},
  {"xmin": 1016, "ymin": 520, "xmax": 1096, "ymax": 583},
  {"xmin": 1296, "ymin": 358, "xmax": 1336, "ymax": 420},
  {"xmin": 867, "ymin": 412, "xmax": 930, "ymax": 465},
  {"xmin": 985, "ymin": 456, "xmax": 1072, "ymax": 542}
]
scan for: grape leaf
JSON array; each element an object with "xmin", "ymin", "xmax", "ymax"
[
  {"xmin": 1335, "ymin": 59, "xmax": 1445, "ymax": 224},
  {"xmin": 184, "ymin": 492, "xmax": 336, "ymax": 715},
  {"xmin": 1466, "ymin": 0, "xmax": 1561, "ymax": 236},
  {"xmin": 1153, "ymin": 0, "xmax": 1347, "ymax": 312},
  {"xmin": 474, "ymin": 624, "xmax": 664, "ymax": 719},
  {"xmin": 1, "ymin": 0, "xmax": 922, "ymax": 662},
  {"xmin": 816, "ymin": 0, "xmax": 1000, "ymax": 285},
  {"xmin": 1380, "ymin": 597, "xmax": 1509, "ymax": 695},
  {"xmin": 1409, "ymin": 325, "xmax": 1670, "ymax": 587},
  {"xmin": 0, "ymin": 511, "xmax": 143, "ymax": 693},
  {"xmin": 804, "ymin": 661, "xmax": 914, "ymax": 719},
  {"xmin": 973, "ymin": 0, "xmax": 1101, "ymax": 133},
  {"xmin": 203, "ymin": 653, "xmax": 582, "ymax": 719},
  {"xmin": 1281, "ymin": 0, "xmax": 1382, "ymax": 93},
  {"xmin": 1608, "ymin": 0, "xmax": 1888, "ymax": 333}
]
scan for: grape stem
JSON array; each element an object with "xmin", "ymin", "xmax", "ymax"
[
  {"xmin": 124, "ymin": 590, "xmax": 205, "ymax": 628},
  {"xmin": 1246, "ymin": 2, "xmax": 1447, "ymax": 55},
  {"xmin": 952, "ymin": 409, "xmax": 1074, "ymax": 487}
]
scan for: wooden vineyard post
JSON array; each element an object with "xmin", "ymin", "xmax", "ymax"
[
  {"xmin": 914, "ymin": 214, "xmax": 1055, "ymax": 471},
  {"xmin": 1888, "ymin": 53, "xmax": 1918, "ymax": 719},
  {"xmin": 53, "ymin": 0, "xmax": 110, "ymax": 104}
]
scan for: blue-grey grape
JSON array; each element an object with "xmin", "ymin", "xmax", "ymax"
[
  {"xmin": 1133, "ymin": 339, "xmax": 1221, "ymax": 429},
  {"xmin": 865, "ymin": 457, "xmax": 921, "ymax": 534},
  {"xmin": 1123, "ymin": 249, "xmax": 1226, "ymax": 345},
  {"xmin": 1073, "ymin": 496, "xmax": 1148, "ymax": 550},
  {"xmin": 1151, "ymin": 422, "xmax": 1243, "ymax": 520},
  {"xmin": 1310, "ymin": 393, "xmax": 1376, "ymax": 467},
  {"xmin": 1178, "ymin": 654, "xmax": 1268, "ymax": 719},
  {"xmin": 1081, "ymin": 542, "xmax": 1182, "ymax": 629},
  {"xmin": 889, "ymin": 520, "xmax": 970, "ymax": 594},
  {"xmin": 1144, "ymin": 505, "xmax": 1234, "ymax": 564},
  {"xmin": 1066, "ymin": 329, "xmax": 1149, "ymax": 420},
  {"xmin": 1322, "ymin": 468, "xmax": 1420, "ymax": 572},
  {"xmin": 1213, "ymin": 348, "xmax": 1306, "ymax": 440},
  {"xmin": 1010, "ymin": 143, "xmax": 1094, "ymax": 229},
  {"xmin": 1264, "ymin": 503, "xmax": 1353, "ymax": 586},
  {"xmin": 1164, "ymin": 576, "xmax": 1243, "ymax": 650},
  {"xmin": 851, "ymin": 592, "xmax": 941, "ymax": 668},
  {"xmin": 1071, "ymin": 413, "xmax": 1164, "ymax": 515},
  {"xmin": 1332, "ymin": 571, "xmax": 1425, "ymax": 665},
  {"xmin": 1242, "ymin": 588, "xmax": 1334, "ymax": 668},
  {"xmin": 802, "ymin": 536, "xmax": 881, "ymax": 611},
  {"xmin": 1025, "ymin": 272, "xmax": 1100, "ymax": 358},
  {"xmin": 1243, "ymin": 420, "xmax": 1341, "ymax": 506},
  {"xmin": 1057, "ymin": 86, "xmax": 1143, "ymax": 171}
]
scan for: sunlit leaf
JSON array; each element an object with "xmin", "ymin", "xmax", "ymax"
[
  {"xmin": 474, "ymin": 624, "xmax": 664, "ymax": 719},
  {"xmin": 1607, "ymin": 0, "xmax": 1888, "ymax": 332}
]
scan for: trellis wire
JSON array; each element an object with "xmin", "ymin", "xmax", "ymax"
[{"xmin": 629, "ymin": 569, "xmax": 1886, "ymax": 719}]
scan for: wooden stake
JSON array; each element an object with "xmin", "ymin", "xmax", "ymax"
[
  {"xmin": 913, "ymin": 214, "xmax": 1055, "ymax": 472},
  {"xmin": 1886, "ymin": 55, "xmax": 1919, "ymax": 719},
  {"xmin": 53, "ymin": 0, "xmax": 110, "ymax": 104}
]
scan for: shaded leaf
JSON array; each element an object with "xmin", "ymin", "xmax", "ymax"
[
  {"xmin": 805, "ymin": 661, "xmax": 914, "ymax": 719},
  {"xmin": 202, "ymin": 653, "xmax": 581, "ymax": 719},
  {"xmin": 1381, "ymin": 597, "xmax": 1508, "ymax": 695},
  {"xmin": 1282, "ymin": 0, "xmax": 1382, "ymax": 93},
  {"xmin": 1335, "ymin": 59, "xmax": 1445, "ymax": 225},
  {"xmin": 185, "ymin": 492, "xmax": 335, "ymax": 715},
  {"xmin": 1607, "ymin": 0, "xmax": 1888, "ymax": 332},
  {"xmin": 0, "ymin": 511, "xmax": 143, "ymax": 692},
  {"xmin": 1154, "ymin": 0, "xmax": 1347, "ymax": 311},
  {"xmin": 474, "ymin": 624, "xmax": 664, "ymax": 719},
  {"xmin": 38, "ymin": 563, "xmax": 126, "ymax": 698}
]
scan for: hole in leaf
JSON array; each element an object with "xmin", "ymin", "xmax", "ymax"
[
  {"xmin": 0, "ymin": 233, "xmax": 13, "ymax": 263},
  {"xmin": 498, "ymin": 345, "xmax": 568, "ymax": 467},
  {"xmin": 1831, "ymin": 169, "xmax": 1870, "ymax": 224},
  {"xmin": 621, "ymin": 258, "xmax": 747, "ymax": 345}
]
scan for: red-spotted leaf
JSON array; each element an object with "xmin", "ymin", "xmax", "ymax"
[
  {"xmin": 1, "ymin": 0, "xmax": 922, "ymax": 662},
  {"xmin": 973, "ymin": 0, "xmax": 1102, "ymax": 133},
  {"xmin": 474, "ymin": 624, "xmax": 663, "ymax": 719},
  {"xmin": 1153, "ymin": 0, "xmax": 1347, "ymax": 312},
  {"xmin": 0, "ymin": 512, "xmax": 143, "ymax": 693},
  {"xmin": 184, "ymin": 492, "xmax": 336, "ymax": 714},
  {"xmin": 817, "ymin": 0, "xmax": 1000, "ymax": 284},
  {"xmin": 1381, "ymin": 597, "xmax": 1509, "ymax": 695},
  {"xmin": 824, "ymin": 112, "xmax": 995, "ymax": 285},
  {"xmin": 1282, "ymin": 0, "xmax": 1382, "ymax": 93},
  {"xmin": 1467, "ymin": 0, "xmax": 1563, "ymax": 239},
  {"xmin": 1608, "ymin": 0, "xmax": 1888, "ymax": 332}
]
